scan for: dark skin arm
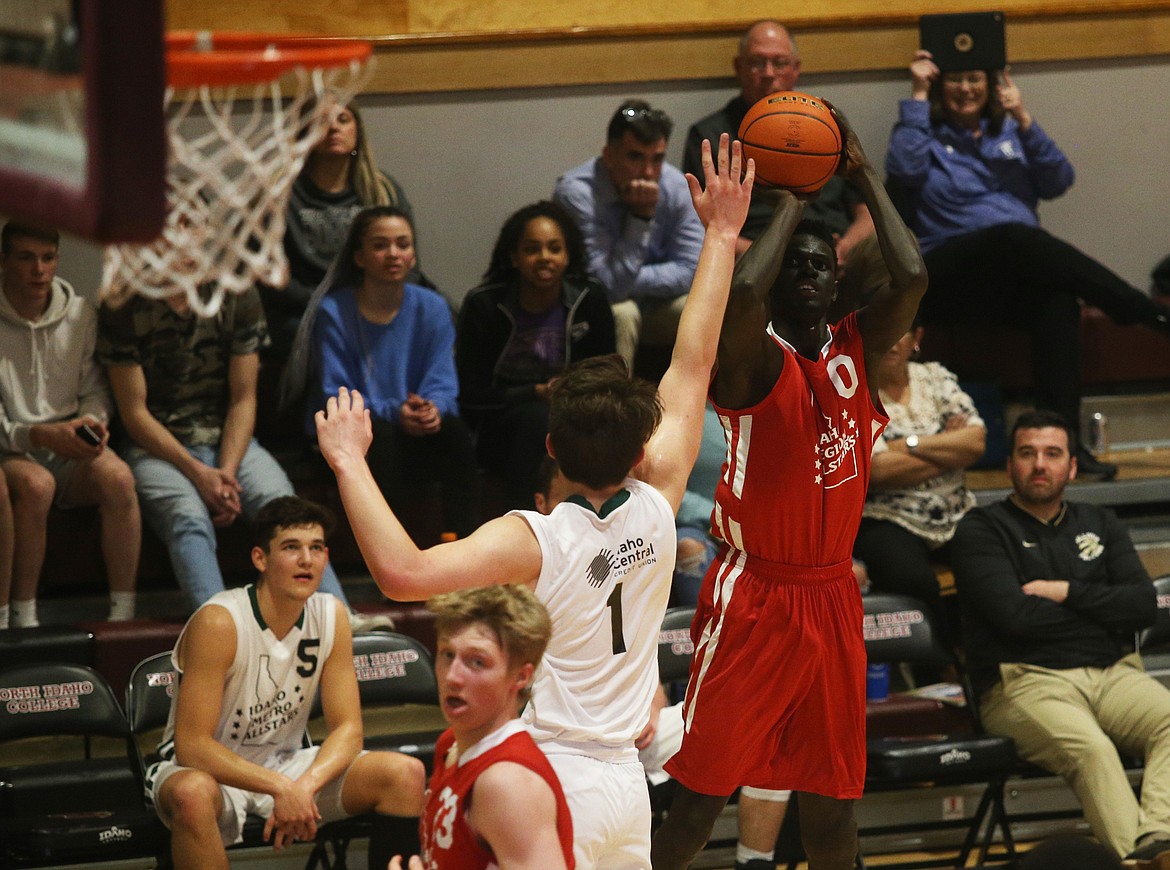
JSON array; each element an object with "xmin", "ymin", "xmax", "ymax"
[{"xmin": 712, "ymin": 107, "xmax": 928, "ymax": 410}]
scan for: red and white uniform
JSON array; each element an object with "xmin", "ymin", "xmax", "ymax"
[
  {"xmin": 419, "ymin": 721, "xmax": 575, "ymax": 870},
  {"xmin": 666, "ymin": 313, "xmax": 886, "ymax": 799}
]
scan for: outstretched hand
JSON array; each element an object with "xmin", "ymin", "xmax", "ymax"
[
  {"xmin": 315, "ymin": 387, "xmax": 374, "ymax": 472},
  {"xmin": 685, "ymin": 133, "xmax": 755, "ymax": 237}
]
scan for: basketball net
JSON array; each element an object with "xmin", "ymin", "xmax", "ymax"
[{"xmin": 100, "ymin": 34, "xmax": 372, "ymax": 318}]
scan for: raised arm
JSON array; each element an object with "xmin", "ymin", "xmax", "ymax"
[
  {"xmin": 636, "ymin": 134, "xmax": 754, "ymax": 511},
  {"xmin": 315, "ymin": 387, "xmax": 543, "ymax": 600},
  {"xmin": 711, "ymin": 187, "xmax": 804, "ymax": 410},
  {"xmin": 834, "ymin": 107, "xmax": 928, "ymax": 373}
]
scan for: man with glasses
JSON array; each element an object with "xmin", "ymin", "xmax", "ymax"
[
  {"xmin": 682, "ymin": 20, "xmax": 874, "ymax": 267},
  {"xmin": 554, "ymin": 99, "xmax": 704, "ymax": 370}
]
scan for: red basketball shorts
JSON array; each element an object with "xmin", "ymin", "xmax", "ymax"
[{"xmin": 664, "ymin": 548, "xmax": 867, "ymax": 799}]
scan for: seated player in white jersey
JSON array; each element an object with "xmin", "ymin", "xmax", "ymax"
[
  {"xmin": 145, "ymin": 496, "xmax": 424, "ymax": 870},
  {"xmin": 316, "ymin": 135, "xmax": 759, "ymax": 869},
  {"xmin": 390, "ymin": 584, "xmax": 575, "ymax": 870}
]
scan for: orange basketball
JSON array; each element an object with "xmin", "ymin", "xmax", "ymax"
[{"xmin": 737, "ymin": 91, "xmax": 843, "ymax": 193}]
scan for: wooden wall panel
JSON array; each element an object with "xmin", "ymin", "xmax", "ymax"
[{"xmin": 165, "ymin": 2, "xmax": 1170, "ymax": 93}]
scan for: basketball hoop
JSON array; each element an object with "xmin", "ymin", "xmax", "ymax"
[{"xmin": 100, "ymin": 32, "xmax": 373, "ymax": 317}]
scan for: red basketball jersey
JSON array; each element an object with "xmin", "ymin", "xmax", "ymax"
[
  {"xmin": 710, "ymin": 312, "xmax": 887, "ymax": 565},
  {"xmin": 419, "ymin": 723, "xmax": 575, "ymax": 870}
]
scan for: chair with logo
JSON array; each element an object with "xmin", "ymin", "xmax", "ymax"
[
  {"xmin": 0, "ymin": 661, "xmax": 168, "ymax": 868},
  {"xmin": 861, "ymin": 593, "xmax": 1020, "ymax": 868}
]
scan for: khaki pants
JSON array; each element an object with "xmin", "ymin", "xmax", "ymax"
[
  {"xmin": 611, "ymin": 296, "xmax": 687, "ymax": 371},
  {"xmin": 981, "ymin": 653, "xmax": 1170, "ymax": 855}
]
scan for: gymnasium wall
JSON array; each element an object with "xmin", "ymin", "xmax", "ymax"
[{"xmin": 50, "ymin": 52, "xmax": 1170, "ymax": 310}]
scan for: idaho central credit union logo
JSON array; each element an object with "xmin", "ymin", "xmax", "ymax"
[{"xmin": 587, "ymin": 548, "xmax": 615, "ymax": 588}]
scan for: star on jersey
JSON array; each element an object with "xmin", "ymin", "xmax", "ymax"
[{"xmin": 814, "ymin": 409, "xmax": 860, "ymax": 489}]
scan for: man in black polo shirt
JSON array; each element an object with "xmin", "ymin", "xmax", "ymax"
[{"xmin": 953, "ymin": 408, "xmax": 1170, "ymax": 867}]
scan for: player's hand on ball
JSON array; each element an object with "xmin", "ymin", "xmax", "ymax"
[{"xmin": 822, "ymin": 100, "xmax": 869, "ymax": 180}]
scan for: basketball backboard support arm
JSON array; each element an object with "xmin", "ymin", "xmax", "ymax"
[{"xmin": 0, "ymin": 1, "xmax": 166, "ymax": 243}]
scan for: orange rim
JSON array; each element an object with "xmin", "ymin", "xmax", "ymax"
[{"xmin": 166, "ymin": 32, "xmax": 371, "ymax": 88}]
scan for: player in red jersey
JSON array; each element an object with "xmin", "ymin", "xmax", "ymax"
[
  {"xmin": 650, "ymin": 110, "xmax": 928, "ymax": 870},
  {"xmin": 390, "ymin": 585, "xmax": 574, "ymax": 870}
]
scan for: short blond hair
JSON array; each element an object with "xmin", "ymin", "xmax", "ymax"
[{"xmin": 428, "ymin": 585, "xmax": 552, "ymax": 673}]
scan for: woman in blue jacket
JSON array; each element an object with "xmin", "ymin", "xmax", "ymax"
[{"xmin": 886, "ymin": 50, "xmax": 1170, "ymax": 478}]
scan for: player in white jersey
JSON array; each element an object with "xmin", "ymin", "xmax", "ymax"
[
  {"xmin": 316, "ymin": 135, "xmax": 760, "ymax": 869},
  {"xmin": 146, "ymin": 497, "xmax": 423, "ymax": 870}
]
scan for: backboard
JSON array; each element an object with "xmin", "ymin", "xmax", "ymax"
[{"xmin": 0, "ymin": 0, "xmax": 166, "ymax": 242}]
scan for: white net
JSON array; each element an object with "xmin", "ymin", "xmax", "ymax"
[{"xmin": 100, "ymin": 49, "xmax": 370, "ymax": 318}]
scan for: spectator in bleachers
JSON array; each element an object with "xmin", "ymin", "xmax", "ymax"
[
  {"xmin": 886, "ymin": 50, "xmax": 1170, "ymax": 479},
  {"xmin": 554, "ymin": 99, "xmax": 703, "ymax": 369},
  {"xmin": 145, "ymin": 496, "xmax": 423, "ymax": 870},
  {"xmin": 456, "ymin": 201, "xmax": 615, "ymax": 510},
  {"xmin": 262, "ymin": 99, "xmax": 418, "ymax": 359},
  {"xmin": 852, "ymin": 236, "xmax": 986, "ymax": 646},
  {"xmin": 952, "ymin": 409, "xmax": 1170, "ymax": 863},
  {"xmin": 0, "ymin": 222, "xmax": 139, "ymax": 627},
  {"xmin": 97, "ymin": 283, "xmax": 385, "ymax": 630},
  {"xmin": 308, "ymin": 206, "xmax": 479, "ymax": 539},
  {"xmin": 681, "ymin": 19, "xmax": 874, "ymax": 263}
]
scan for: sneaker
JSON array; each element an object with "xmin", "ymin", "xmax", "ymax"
[
  {"xmin": 348, "ymin": 609, "xmax": 396, "ymax": 634},
  {"xmin": 1076, "ymin": 447, "xmax": 1118, "ymax": 481},
  {"xmin": 735, "ymin": 860, "xmax": 775, "ymax": 870},
  {"xmin": 1125, "ymin": 839, "xmax": 1170, "ymax": 870}
]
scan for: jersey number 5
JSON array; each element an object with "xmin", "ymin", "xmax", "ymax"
[{"xmin": 606, "ymin": 583, "xmax": 627, "ymax": 655}]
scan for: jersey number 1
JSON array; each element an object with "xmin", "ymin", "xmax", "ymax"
[{"xmin": 606, "ymin": 583, "xmax": 627, "ymax": 655}]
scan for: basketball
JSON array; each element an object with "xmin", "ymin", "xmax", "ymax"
[{"xmin": 737, "ymin": 91, "xmax": 843, "ymax": 193}]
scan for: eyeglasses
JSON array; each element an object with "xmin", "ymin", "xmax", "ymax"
[
  {"xmin": 745, "ymin": 56, "xmax": 796, "ymax": 74},
  {"xmin": 942, "ymin": 73, "xmax": 988, "ymax": 87}
]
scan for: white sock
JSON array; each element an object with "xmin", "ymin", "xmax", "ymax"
[
  {"xmin": 736, "ymin": 844, "xmax": 775, "ymax": 865},
  {"xmin": 0, "ymin": 603, "xmax": 9, "ymax": 629},
  {"xmin": 108, "ymin": 591, "xmax": 136, "ymax": 621},
  {"xmin": 12, "ymin": 598, "xmax": 39, "ymax": 628}
]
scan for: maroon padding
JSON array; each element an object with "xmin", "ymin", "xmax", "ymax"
[
  {"xmin": 866, "ymin": 692, "xmax": 973, "ymax": 740},
  {"xmin": 0, "ymin": 1, "xmax": 165, "ymax": 242},
  {"xmin": 76, "ymin": 619, "xmax": 183, "ymax": 700}
]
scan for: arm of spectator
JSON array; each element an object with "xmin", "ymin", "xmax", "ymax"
[
  {"xmin": 454, "ymin": 289, "xmax": 508, "ymax": 413},
  {"xmin": 76, "ymin": 303, "xmax": 112, "ymax": 425},
  {"xmin": 106, "ymin": 363, "xmax": 240, "ymax": 521},
  {"xmin": 882, "ymin": 424, "xmax": 986, "ymax": 475},
  {"xmin": 218, "ymin": 352, "xmax": 258, "ymax": 484},
  {"xmin": 1059, "ymin": 510, "xmax": 1156, "ymax": 632},
  {"xmin": 414, "ymin": 297, "xmax": 461, "ymax": 420},
  {"xmin": 467, "ymin": 762, "xmax": 569, "ymax": 870},
  {"xmin": 952, "ymin": 511, "xmax": 1111, "ymax": 640},
  {"xmin": 172, "ymin": 605, "xmax": 320, "ymax": 849},
  {"xmin": 885, "ymin": 51, "xmax": 939, "ymax": 188},
  {"xmin": 554, "ymin": 173, "xmax": 640, "ymax": 303},
  {"xmin": 626, "ymin": 171, "xmax": 705, "ymax": 301}
]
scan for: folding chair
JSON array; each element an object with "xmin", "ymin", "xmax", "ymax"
[
  {"xmin": 1138, "ymin": 574, "xmax": 1170, "ymax": 654},
  {"xmin": 657, "ymin": 605, "xmax": 696, "ymax": 687},
  {"xmin": 0, "ymin": 661, "xmax": 168, "ymax": 868},
  {"xmin": 861, "ymin": 593, "xmax": 1020, "ymax": 868}
]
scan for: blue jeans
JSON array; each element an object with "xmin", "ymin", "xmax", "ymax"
[{"xmin": 125, "ymin": 439, "xmax": 349, "ymax": 610}]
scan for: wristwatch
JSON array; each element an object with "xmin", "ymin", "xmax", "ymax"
[{"xmin": 905, "ymin": 434, "xmax": 920, "ymax": 453}]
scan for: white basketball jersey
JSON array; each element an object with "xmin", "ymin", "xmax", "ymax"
[
  {"xmin": 158, "ymin": 585, "xmax": 338, "ymax": 769},
  {"xmin": 514, "ymin": 478, "xmax": 675, "ymax": 757}
]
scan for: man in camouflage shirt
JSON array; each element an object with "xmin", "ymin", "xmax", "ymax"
[{"xmin": 96, "ymin": 288, "xmax": 360, "ymax": 612}]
